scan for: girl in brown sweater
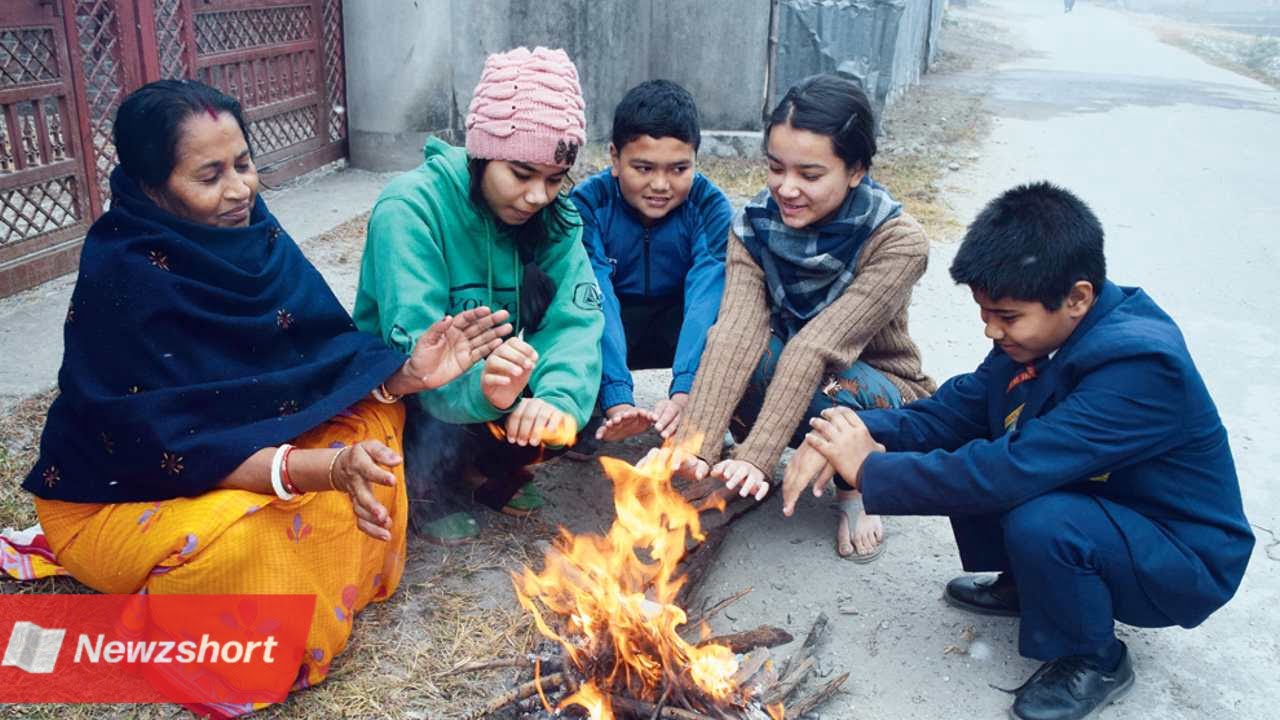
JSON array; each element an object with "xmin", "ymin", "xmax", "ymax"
[{"xmin": 670, "ymin": 74, "xmax": 935, "ymax": 560}]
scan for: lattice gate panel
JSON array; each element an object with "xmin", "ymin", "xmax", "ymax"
[
  {"xmin": 0, "ymin": 0, "xmax": 349, "ymax": 296},
  {"xmin": 152, "ymin": 0, "xmax": 189, "ymax": 78},
  {"xmin": 320, "ymin": 0, "xmax": 345, "ymax": 143},
  {"xmin": 0, "ymin": 101, "xmax": 81, "ymax": 243},
  {"xmin": 71, "ymin": 0, "xmax": 139, "ymax": 217},
  {"xmin": 0, "ymin": 1, "xmax": 92, "ymax": 297},
  {"xmin": 191, "ymin": 1, "xmax": 345, "ymax": 178}
]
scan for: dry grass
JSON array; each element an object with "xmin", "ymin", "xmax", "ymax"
[
  {"xmin": 0, "ymin": 391, "xmax": 554, "ymax": 718},
  {"xmin": 0, "ymin": 516, "xmax": 555, "ymax": 720},
  {"xmin": 1153, "ymin": 23, "xmax": 1280, "ymax": 91},
  {"xmin": 0, "ymin": 388, "xmax": 57, "ymax": 530}
]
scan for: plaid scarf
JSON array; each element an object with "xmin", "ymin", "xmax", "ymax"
[{"xmin": 735, "ymin": 177, "xmax": 901, "ymax": 338}]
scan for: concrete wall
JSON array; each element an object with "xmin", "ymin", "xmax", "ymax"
[
  {"xmin": 342, "ymin": 0, "xmax": 455, "ymax": 171},
  {"xmin": 649, "ymin": 0, "xmax": 772, "ymax": 131},
  {"xmin": 344, "ymin": 0, "xmax": 944, "ymax": 171}
]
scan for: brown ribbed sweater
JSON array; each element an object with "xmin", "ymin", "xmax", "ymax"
[{"xmin": 675, "ymin": 212, "xmax": 937, "ymax": 472}]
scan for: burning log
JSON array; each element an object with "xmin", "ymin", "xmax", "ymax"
[
  {"xmin": 674, "ymin": 525, "xmax": 730, "ymax": 607},
  {"xmin": 758, "ymin": 657, "xmax": 814, "ymax": 707},
  {"xmin": 483, "ymin": 445, "xmax": 847, "ymax": 720},
  {"xmin": 730, "ymin": 648, "xmax": 771, "ymax": 687},
  {"xmin": 607, "ymin": 693, "xmax": 717, "ymax": 720},
  {"xmin": 698, "ymin": 626, "xmax": 793, "ymax": 654}
]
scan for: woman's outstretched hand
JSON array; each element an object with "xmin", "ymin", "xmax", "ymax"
[
  {"xmin": 399, "ymin": 307, "xmax": 513, "ymax": 393},
  {"xmin": 328, "ymin": 440, "xmax": 402, "ymax": 541}
]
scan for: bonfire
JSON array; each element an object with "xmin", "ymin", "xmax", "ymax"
[{"xmin": 468, "ymin": 443, "xmax": 847, "ymax": 720}]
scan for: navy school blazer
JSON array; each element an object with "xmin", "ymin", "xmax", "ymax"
[{"xmin": 857, "ymin": 281, "xmax": 1253, "ymax": 628}]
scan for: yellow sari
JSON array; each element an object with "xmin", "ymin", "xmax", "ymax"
[{"xmin": 30, "ymin": 399, "xmax": 407, "ymax": 716}]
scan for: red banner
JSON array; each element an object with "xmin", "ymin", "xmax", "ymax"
[{"xmin": 0, "ymin": 594, "xmax": 315, "ymax": 704}]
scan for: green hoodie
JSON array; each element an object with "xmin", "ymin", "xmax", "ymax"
[{"xmin": 353, "ymin": 137, "xmax": 604, "ymax": 429}]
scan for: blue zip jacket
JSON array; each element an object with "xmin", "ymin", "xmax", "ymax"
[
  {"xmin": 571, "ymin": 169, "xmax": 732, "ymax": 409},
  {"xmin": 858, "ymin": 281, "xmax": 1253, "ymax": 629}
]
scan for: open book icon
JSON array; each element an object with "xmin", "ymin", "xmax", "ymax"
[{"xmin": 3, "ymin": 621, "xmax": 66, "ymax": 674}]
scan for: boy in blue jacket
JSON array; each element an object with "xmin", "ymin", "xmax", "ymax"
[
  {"xmin": 570, "ymin": 80, "xmax": 733, "ymax": 453},
  {"xmin": 780, "ymin": 182, "xmax": 1253, "ymax": 720}
]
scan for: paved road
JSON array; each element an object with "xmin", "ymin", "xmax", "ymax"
[{"xmin": 686, "ymin": 2, "xmax": 1280, "ymax": 718}]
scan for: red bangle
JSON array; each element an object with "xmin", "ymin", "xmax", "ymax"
[{"xmin": 281, "ymin": 446, "xmax": 300, "ymax": 495}]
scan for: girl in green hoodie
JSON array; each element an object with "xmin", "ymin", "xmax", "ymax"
[{"xmin": 353, "ymin": 47, "xmax": 604, "ymax": 541}]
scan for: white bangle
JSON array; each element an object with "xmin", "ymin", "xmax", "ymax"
[
  {"xmin": 270, "ymin": 444, "xmax": 296, "ymax": 500},
  {"xmin": 371, "ymin": 382, "xmax": 401, "ymax": 404}
]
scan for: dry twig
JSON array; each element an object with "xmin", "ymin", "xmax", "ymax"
[
  {"xmin": 465, "ymin": 672, "xmax": 564, "ymax": 719},
  {"xmin": 446, "ymin": 656, "xmax": 533, "ymax": 676},
  {"xmin": 785, "ymin": 672, "xmax": 849, "ymax": 718},
  {"xmin": 608, "ymin": 693, "xmax": 716, "ymax": 720},
  {"xmin": 683, "ymin": 587, "xmax": 753, "ymax": 633}
]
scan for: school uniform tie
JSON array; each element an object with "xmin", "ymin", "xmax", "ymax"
[{"xmin": 1003, "ymin": 358, "xmax": 1048, "ymax": 434}]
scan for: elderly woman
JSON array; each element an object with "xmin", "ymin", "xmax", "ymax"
[{"xmin": 21, "ymin": 79, "xmax": 512, "ymax": 714}]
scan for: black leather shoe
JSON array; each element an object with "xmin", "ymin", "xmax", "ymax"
[
  {"xmin": 1010, "ymin": 644, "xmax": 1135, "ymax": 720},
  {"xmin": 944, "ymin": 573, "xmax": 1021, "ymax": 617}
]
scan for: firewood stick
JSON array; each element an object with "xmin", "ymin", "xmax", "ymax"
[
  {"xmin": 446, "ymin": 656, "xmax": 553, "ymax": 675},
  {"xmin": 609, "ymin": 693, "xmax": 716, "ymax": 720},
  {"xmin": 650, "ymin": 683, "xmax": 673, "ymax": 720},
  {"xmin": 730, "ymin": 647, "xmax": 772, "ymax": 688},
  {"xmin": 465, "ymin": 672, "xmax": 564, "ymax": 719},
  {"xmin": 697, "ymin": 625, "xmax": 793, "ymax": 653},
  {"xmin": 759, "ymin": 656, "xmax": 814, "ymax": 706},
  {"xmin": 776, "ymin": 612, "xmax": 828, "ymax": 681},
  {"xmin": 682, "ymin": 587, "xmax": 752, "ymax": 633},
  {"xmin": 675, "ymin": 525, "xmax": 730, "ymax": 606},
  {"xmin": 784, "ymin": 672, "xmax": 849, "ymax": 718}
]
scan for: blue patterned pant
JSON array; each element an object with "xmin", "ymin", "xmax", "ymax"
[{"xmin": 730, "ymin": 333, "xmax": 904, "ymax": 447}]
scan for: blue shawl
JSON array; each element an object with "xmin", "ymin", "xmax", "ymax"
[
  {"xmin": 736, "ymin": 177, "xmax": 901, "ymax": 339},
  {"xmin": 23, "ymin": 168, "xmax": 407, "ymax": 503}
]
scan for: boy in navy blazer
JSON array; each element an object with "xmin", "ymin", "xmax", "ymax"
[{"xmin": 780, "ymin": 182, "xmax": 1253, "ymax": 720}]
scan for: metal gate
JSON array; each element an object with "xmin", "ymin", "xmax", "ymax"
[{"xmin": 0, "ymin": 0, "xmax": 348, "ymax": 297}]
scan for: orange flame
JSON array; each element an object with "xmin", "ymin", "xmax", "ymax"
[
  {"xmin": 767, "ymin": 702, "xmax": 786, "ymax": 720},
  {"xmin": 559, "ymin": 681, "xmax": 613, "ymax": 719},
  {"xmin": 513, "ymin": 439, "xmax": 741, "ymax": 716}
]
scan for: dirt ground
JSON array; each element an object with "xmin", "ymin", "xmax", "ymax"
[{"xmin": 0, "ymin": 9, "xmax": 1020, "ymax": 720}]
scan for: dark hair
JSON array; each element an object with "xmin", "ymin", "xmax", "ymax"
[
  {"xmin": 467, "ymin": 157, "xmax": 580, "ymax": 254},
  {"xmin": 949, "ymin": 182, "xmax": 1106, "ymax": 310},
  {"xmin": 113, "ymin": 79, "xmax": 253, "ymax": 188},
  {"xmin": 764, "ymin": 73, "xmax": 876, "ymax": 171},
  {"xmin": 610, "ymin": 79, "xmax": 701, "ymax": 152}
]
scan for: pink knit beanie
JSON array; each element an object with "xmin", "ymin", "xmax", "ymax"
[{"xmin": 465, "ymin": 46, "xmax": 587, "ymax": 167}]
